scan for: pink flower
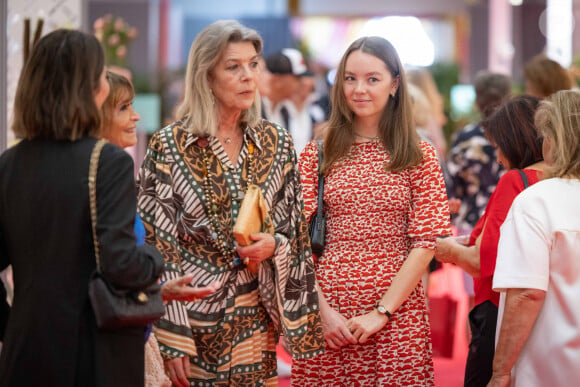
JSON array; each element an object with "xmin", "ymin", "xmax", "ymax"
[
  {"xmin": 128, "ymin": 27, "xmax": 138, "ymax": 39},
  {"xmin": 116, "ymin": 46, "xmax": 127, "ymax": 59},
  {"xmin": 114, "ymin": 18, "xmax": 125, "ymax": 32},
  {"xmin": 93, "ymin": 18, "xmax": 104, "ymax": 31},
  {"xmin": 108, "ymin": 34, "xmax": 120, "ymax": 46},
  {"xmin": 95, "ymin": 31, "xmax": 103, "ymax": 42}
]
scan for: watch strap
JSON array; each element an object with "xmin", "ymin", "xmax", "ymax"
[{"xmin": 375, "ymin": 303, "xmax": 392, "ymax": 319}]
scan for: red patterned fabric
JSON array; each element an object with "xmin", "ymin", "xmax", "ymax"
[{"xmin": 292, "ymin": 140, "xmax": 451, "ymax": 386}]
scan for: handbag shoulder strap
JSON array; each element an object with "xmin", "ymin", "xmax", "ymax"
[
  {"xmin": 316, "ymin": 140, "xmax": 324, "ymax": 215},
  {"xmin": 516, "ymin": 168, "xmax": 530, "ymax": 189},
  {"xmin": 89, "ymin": 139, "xmax": 108, "ymax": 272}
]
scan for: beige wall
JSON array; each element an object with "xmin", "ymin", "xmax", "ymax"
[{"xmin": 5, "ymin": 0, "xmax": 83, "ymax": 147}]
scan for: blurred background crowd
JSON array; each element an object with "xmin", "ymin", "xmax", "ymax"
[{"xmin": 2, "ymin": 1, "xmax": 580, "ymax": 386}]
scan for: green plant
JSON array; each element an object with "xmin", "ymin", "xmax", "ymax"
[
  {"xmin": 93, "ymin": 14, "xmax": 137, "ymax": 67},
  {"xmin": 430, "ymin": 62, "xmax": 462, "ymax": 143}
]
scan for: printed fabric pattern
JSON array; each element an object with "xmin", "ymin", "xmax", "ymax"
[
  {"xmin": 292, "ymin": 140, "xmax": 451, "ymax": 386},
  {"xmin": 137, "ymin": 119, "xmax": 323, "ymax": 386}
]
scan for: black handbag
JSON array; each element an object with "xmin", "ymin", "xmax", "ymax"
[
  {"xmin": 87, "ymin": 139, "xmax": 165, "ymax": 329},
  {"xmin": 309, "ymin": 140, "xmax": 326, "ymax": 256}
]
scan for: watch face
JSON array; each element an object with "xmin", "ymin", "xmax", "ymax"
[{"xmin": 377, "ymin": 305, "xmax": 386, "ymax": 314}]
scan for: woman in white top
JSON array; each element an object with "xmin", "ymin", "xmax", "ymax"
[{"xmin": 490, "ymin": 90, "xmax": 580, "ymax": 387}]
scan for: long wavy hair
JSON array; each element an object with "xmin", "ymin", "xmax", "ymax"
[
  {"xmin": 322, "ymin": 36, "xmax": 421, "ymax": 173},
  {"xmin": 176, "ymin": 20, "xmax": 263, "ymax": 135}
]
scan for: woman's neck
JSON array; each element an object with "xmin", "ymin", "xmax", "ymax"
[
  {"xmin": 216, "ymin": 107, "xmax": 242, "ymax": 136},
  {"xmin": 524, "ymin": 161, "xmax": 547, "ymax": 172},
  {"xmin": 353, "ymin": 117, "xmax": 380, "ymax": 140}
]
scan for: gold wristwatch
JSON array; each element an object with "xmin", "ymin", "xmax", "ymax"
[{"xmin": 375, "ymin": 303, "xmax": 392, "ymax": 319}]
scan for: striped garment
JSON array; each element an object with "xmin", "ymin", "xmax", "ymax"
[{"xmin": 137, "ymin": 119, "xmax": 324, "ymax": 386}]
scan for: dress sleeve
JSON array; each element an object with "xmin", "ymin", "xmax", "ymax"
[
  {"xmin": 136, "ymin": 130, "xmax": 197, "ymax": 359},
  {"xmin": 408, "ymin": 142, "xmax": 451, "ymax": 249},
  {"xmin": 262, "ymin": 136, "xmax": 324, "ymax": 360},
  {"xmin": 478, "ymin": 170, "xmax": 526, "ymax": 278},
  {"xmin": 298, "ymin": 140, "xmax": 320, "ymax": 223},
  {"xmin": 96, "ymin": 144, "xmax": 163, "ymax": 290},
  {"xmin": 493, "ymin": 194, "xmax": 550, "ymax": 292}
]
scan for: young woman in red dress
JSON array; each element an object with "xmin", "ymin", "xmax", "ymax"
[{"xmin": 292, "ymin": 36, "xmax": 451, "ymax": 386}]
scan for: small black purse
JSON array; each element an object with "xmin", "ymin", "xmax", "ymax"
[
  {"xmin": 87, "ymin": 139, "xmax": 165, "ymax": 329},
  {"xmin": 309, "ymin": 140, "xmax": 326, "ymax": 256}
]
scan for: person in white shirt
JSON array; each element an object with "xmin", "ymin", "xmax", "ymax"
[
  {"xmin": 263, "ymin": 48, "xmax": 322, "ymax": 155},
  {"xmin": 491, "ymin": 90, "xmax": 580, "ymax": 387}
]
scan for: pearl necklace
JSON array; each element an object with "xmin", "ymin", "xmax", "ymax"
[{"xmin": 198, "ymin": 137, "xmax": 255, "ymax": 268}]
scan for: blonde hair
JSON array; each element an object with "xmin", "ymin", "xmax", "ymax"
[
  {"xmin": 323, "ymin": 36, "xmax": 421, "ymax": 173},
  {"xmin": 407, "ymin": 68, "xmax": 446, "ymax": 126},
  {"xmin": 535, "ymin": 90, "xmax": 580, "ymax": 179},
  {"xmin": 407, "ymin": 83, "xmax": 430, "ymax": 128},
  {"xmin": 101, "ymin": 71, "xmax": 134, "ymax": 137},
  {"xmin": 176, "ymin": 20, "xmax": 263, "ymax": 135}
]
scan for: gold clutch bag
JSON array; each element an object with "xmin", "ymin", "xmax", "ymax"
[{"xmin": 233, "ymin": 184, "xmax": 274, "ymax": 246}]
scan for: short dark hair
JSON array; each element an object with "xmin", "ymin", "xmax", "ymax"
[
  {"xmin": 473, "ymin": 71, "xmax": 511, "ymax": 119},
  {"xmin": 483, "ymin": 95, "xmax": 543, "ymax": 169},
  {"xmin": 12, "ymin": 29, "xmax": 105, "ymax": 140},
  {"xmin": 102, "ymin": 71, "xmax": 134, "ymax": 131}
]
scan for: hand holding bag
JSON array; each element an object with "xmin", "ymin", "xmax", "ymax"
[
  {"xmin": 88, "ymin": 139, "xmax": 165, "ymax": 329},
  {"xmin": 233, "ymin": 184, "xmax": 275, "ymax": 245},
  {"xmin": 233, "ymin": 183, "xmax": 275, "ymax": 273},
  {"xmin": 309, "ymin": 140, "xmax": 326, "ymax": 256}
]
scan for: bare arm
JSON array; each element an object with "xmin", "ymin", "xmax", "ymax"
[
  {"xmin": 488, "ymin": 288, "xmax": 546, "ymax": 387},
  {"xmin": 347, "ymin": 247, "xmax": 434, "ymax": 343},
  {"xmin": 376, "ymin": 247, "xmax": 434, "ymax": 314},
  {"xmin": 435, "ymin": 236, "xmax": 480, "ymax": 278}
]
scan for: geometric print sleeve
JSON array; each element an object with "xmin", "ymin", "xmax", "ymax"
[
  {"xmin": 258, "ymin": 124, "xmax": 324, "ymax": 360},
  {"xmin": 407, "ymin": 141, "xmax": 452, "ymax": 250},
  {"xmin": 136, "ymin": 128, "xmax": 197, "ymax": 359}
]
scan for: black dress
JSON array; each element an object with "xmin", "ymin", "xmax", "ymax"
[{"xmin": 0, "ymin": 137, "xmax": 163, "ymax": 387}]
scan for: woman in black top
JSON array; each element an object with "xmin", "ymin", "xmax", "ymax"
[{"xmin": 0, "ymin": 29, "xmax": 163, "ymax": 387}]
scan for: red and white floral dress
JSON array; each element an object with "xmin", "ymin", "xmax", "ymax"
[{"xmin": 292, "ymin": 140, "xmax": 451, "ymax": 386}]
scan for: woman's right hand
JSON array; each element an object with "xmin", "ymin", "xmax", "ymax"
[
  {"xmin": 165, "ymin": 356, "xmax": 191, "ymax": 387},
  {"xmin": 434, "ymin": 236, "xmax": 468, "ymax": 264},
  {"xmin": 320, "ymin": 305, "xmax": 357, "ymax": 350},
  {"xmin": 161, "ymin": 274, "xmax": 219, "ymax": 302}
]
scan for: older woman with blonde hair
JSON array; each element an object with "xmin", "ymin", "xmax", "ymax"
[
  {"xmin": 136, "ymin": 20, "xmax": 323, "ymax": 386},
  {"xmin": 489, "ymin": 90, "xmax": 580, "ymax": 387}
]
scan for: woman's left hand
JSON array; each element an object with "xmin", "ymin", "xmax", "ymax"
[
  {"xmin": 236, "ymin": 232, "xmax": 276, "ymax": 265},
  {"xmin": 346, "ymin": 310, "xmax": 389, "ymax": 344}
]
